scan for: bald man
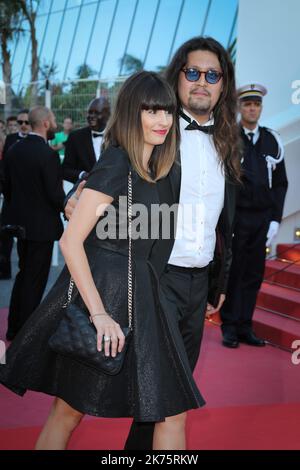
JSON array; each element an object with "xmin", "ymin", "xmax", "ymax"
[
  {"xmin": 62, "ymin": 97, "xmax": 111, "ymax": 183},
  {"xmin": 3, "ymin": 106, "xmax": 65, "ymax": 340}
]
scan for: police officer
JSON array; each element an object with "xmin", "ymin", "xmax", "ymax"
[{"xmin": 220, "ymin": 84, "xmax": 288, "ymax": 348}]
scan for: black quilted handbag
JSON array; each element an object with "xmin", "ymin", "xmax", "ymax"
[
  {"xmin": 48, "ymin": 172, "xmax": 134, "ymax": 376},
  {"xmin": 48, "ymin": 303, "xmax": 132, "ymax": 375}
]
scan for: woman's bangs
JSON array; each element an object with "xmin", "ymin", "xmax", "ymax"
[{"xmin": 141, "ymin": 81, "xmax": 176, "ymax": 113}]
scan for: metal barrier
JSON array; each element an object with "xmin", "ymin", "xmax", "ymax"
[{"xmin": 2, "ymin": 77, "xmax": 126, "ymax": 126}]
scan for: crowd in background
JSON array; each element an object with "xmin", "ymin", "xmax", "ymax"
[{"xmin": 0, "ymin": 114, "xmax": 75, "ymax": 163}]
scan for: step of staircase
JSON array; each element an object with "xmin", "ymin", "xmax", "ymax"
[
  {"xmin": 257, "ymin": 282, "xmax": 300, "ymax": 320},
  {"xmin": 264, "ymin": 260, "xmax": 300, "ymax": 290},
  {"xmin": 253, "ymin": 308, "xmax": 300, "ymax": 351},
  {"xmin": 207, "ymin": 252, "xmax": 300, "ymax": 350},
  {"xmin": 276, "ymin": 244, "xmax": 300, "ymax": 264}
]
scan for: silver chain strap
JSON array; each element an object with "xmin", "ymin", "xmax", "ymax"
[
  {"xmin": 127, "ymin": 171, "xmax": 133, "ymax": 329},
  {"xmin": 63, "ymin": 172, "xmax": 133, "ymax": 331},
  {"xmin": 62, "ymin": 278, "xmax": 74, "ymax": 309}
]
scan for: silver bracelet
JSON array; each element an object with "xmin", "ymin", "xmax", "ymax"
[{"xmin": 89, "ymin": 313, "xmax": 108, "ymax": 323}]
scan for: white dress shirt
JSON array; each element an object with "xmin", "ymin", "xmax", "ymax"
[
  {"xmin": 243, "ymin": 125, "xmax": 260, "ymax": 145},
  {"xmin": 79, "ymin": 131, "xmax": 104, "ymax": 179},
  {"xmin": 168, "ymin": 109, "xmax": 225, "ymax": 268},
  {"xmin": 91, "ymin": 131, "xmax": 103, "ymax": 161},
  {"xmin": 18, "ymin": 132, "xmax": 28, "ymax": 138}
]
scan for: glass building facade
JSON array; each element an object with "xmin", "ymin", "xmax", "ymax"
[
  {"xmin": 1, "ymin": 0, "xmax": 237, "ymax": 124},
  {"xmin": 7, "ymin": 0, "xmax": 238, "ymax": 87}
]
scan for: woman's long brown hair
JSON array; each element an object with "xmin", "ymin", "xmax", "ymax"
[{"xmin": 103, "ymin": 71, "xmax": 177, "ymax": 182}]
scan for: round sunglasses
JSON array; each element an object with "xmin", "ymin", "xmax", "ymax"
[{"xmin": 181, "ymin": 68, "xmax": 223, "ymax": 84}]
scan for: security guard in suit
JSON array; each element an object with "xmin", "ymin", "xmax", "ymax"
[
  {"xmin": 221, "ymin": 84, "xmax": 288, "ymax": 348},
  {"xmin": 0, "ymin": 110, "xmax": 31, "ymax": 279}
]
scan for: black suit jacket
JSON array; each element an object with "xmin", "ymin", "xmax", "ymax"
[
  {"xmin": 238, "ymin": 127, "xmax": 288, "ymax": 222},
  {"xmin": 3, "ymin": 134, "xmax": 65, "ymax": 241},
  {"xmin": 150, "ymin": 154, "xmax": 237, "ymax": 307},
  {"xmin": 0, "ymin": 159, "xmax": 4, "ymax": 195},
  {"xmin": 1, "ymin": 134, "xmax": 27, "ymax": 194},
  {"xmin": 62, "ymin": 127, "xmax": 97, "ymax": 183},
  {"xmin": 2, "ymin": 133, "xmax": 24, "ymax": 159}
]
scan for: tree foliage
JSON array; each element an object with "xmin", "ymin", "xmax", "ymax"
[
  {"xmin": 0, "ymin": 0, "xmax": 24, "ymax": 115},
  {"xmin": 119, "ymin": 53, "xmax": 143, "ymax": 75}
]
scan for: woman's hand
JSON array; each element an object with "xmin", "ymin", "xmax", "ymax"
[
  {"xmin": 206, "ymin": 294, "xmax": 226, "ymax": 316},
  {"xmin": 91, "ymin": 314, "xmax": 126, "ymax": 357},
  {"xmin": 64, "ymin": 181, "xmax": 86, "ymax": 220}
]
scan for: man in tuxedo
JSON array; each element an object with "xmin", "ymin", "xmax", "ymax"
[
  {"xmin": 5, "ymin": 116, "xmax": 18, "ymax": 135},
  {"xmin": 0, "ymin": 109, "xmax": 31, "ymax": 279},
  {"xmin": 220, "ymin": 84, "xmax": 288, "ymax": 348},
  {"xmin": 65, "ymin": 37, "xmax": 240, "ymax": 449},
  {"xmin": 3, "ymin": 106, "xmax": 65, "ymax": 341},
  {"xmin": 2, "ymin": 110, "xmax": 31, "ymax": 156},
  {"xmin": 62, "ymin": 97, "xmax": 110, "ymax": 183}
]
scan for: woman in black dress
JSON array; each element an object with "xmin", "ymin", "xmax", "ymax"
[{"xmin": 0, "ymin": 71, "xmax": 204, "ymax": 450}]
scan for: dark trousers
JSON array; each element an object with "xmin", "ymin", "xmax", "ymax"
[
  {"xmin": 0, "ymin": 230, "xmax": 13, "ymax": 276},
  {"xmin": 124, "ymin": 264, "xmax": 208, "ymax": 450},
  {"xmin": 220, "ymin": 209, "xmax": 270, "ymax": 335},
  {"xmin": 7, "ymin": 239, "xmax": 54, "ymax": 336}
]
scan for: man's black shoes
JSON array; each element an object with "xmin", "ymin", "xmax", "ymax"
[
  {"xmin": 222, "ymin": 331, "xmax": 239, "ymax": 348},
  {"xmin": 222, "ymin": 329, "xmax": 266, "ymax": 348},
  {"xmin": 238, "ymin": 331, "xmax": 266, "ymax": 346}
]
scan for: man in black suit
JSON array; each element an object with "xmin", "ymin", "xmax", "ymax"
[
  {"xmin": 5, "ymin": 116, "xmax": 18, "ymax": 135},
  {"xmin": 220, "ymin": 84, "xmax": 288, "ymax": 348},
  {"xmin": 3, "ymin": 106, "xmax": 65, "ymax": 341},
  {"xmin": 0, "ymin": 110, "xmax": 31, "ymax": 279},
  {"xmin": 2, "ymin": 110, "xmax": 31, "ymax": 156},
  {"xmin": 65, "ymin": 37, "xmax": 240, "ymax": 449},
  {"xmin": 62, "ymin": 97, "xmax": 110, "ymax": 183}
]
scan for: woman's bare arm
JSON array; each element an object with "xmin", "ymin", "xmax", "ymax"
[{"xmin": 59, "ymin": 188, "xmax": 125, "ymax": 356}]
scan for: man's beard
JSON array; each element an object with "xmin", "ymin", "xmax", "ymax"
[
  {"xmin": 47, "ymin": 128, "xmax": 56, "ymax": 140},
  {"xmin": 187, "ymin": 94, "xmax": 212, "ymax": 116}
]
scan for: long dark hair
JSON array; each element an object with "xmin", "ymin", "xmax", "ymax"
[
  {"xmin": 165, "ymin": 36, "xmax": 241, "ymax": 181},
  {"xmin": 104, "ymin": 71, "xmax": 177, "ymax": 182}
]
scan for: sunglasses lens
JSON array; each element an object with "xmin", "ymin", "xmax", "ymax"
[
  {"xmin": 17, "ymin": 120, "xmax": 29, "ymax": 125},
  {"xmin": 206, "ymin": 71, "xmax": 221, "ymax": 84},
  {"xmin": 183, "ymin": 68, "xmax": 222, "ymax": 84},
  {"xmin": 185, "ymin": 68, "xmax": 200, "ymax": 82}
]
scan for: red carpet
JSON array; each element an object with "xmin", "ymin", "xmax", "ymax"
[
  {"xmin": 265, "ymin": 259, "xmax": 300, "ymax": 290},
  {"xmin": 1, "ymin": 403, "xmax": 300, "ymax": 450},
  {"xmin": 254, "ymin": 257, "xmax": 300, "ymax": 349},
  {"xmin": 277, "ymin": 244, "xmax": 300, "ymax": 264},
  {"xmin": 208, "ymin": 258, "xmax": 300, "ymax": 350},
  {"xmin": 1, "ymin": 308, "xmax": 300, "ymax": 450}
]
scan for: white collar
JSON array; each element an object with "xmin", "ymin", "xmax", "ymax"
[
  {"xmin": 243, "ymin": 125, "xmax": 259, "ymax": 136},
  {"xmin": 181, "ymin": 108, "xmax": 215, "ymax": 126},
  {"xmin": 91, "ymin": 130, "xmax": 104, "ymax": 136},
  {"xmin": 29, "ymin": 132, "xmax": 47, "ymax": 142}
]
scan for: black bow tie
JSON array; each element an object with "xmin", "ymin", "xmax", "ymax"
[
  {"xmin": 92, "ymin": 132, "xmax": 103, "ymax": 138},
  {"xmin": 180, "ymin": 110, "xmax": 214, "ymax": 134}
]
